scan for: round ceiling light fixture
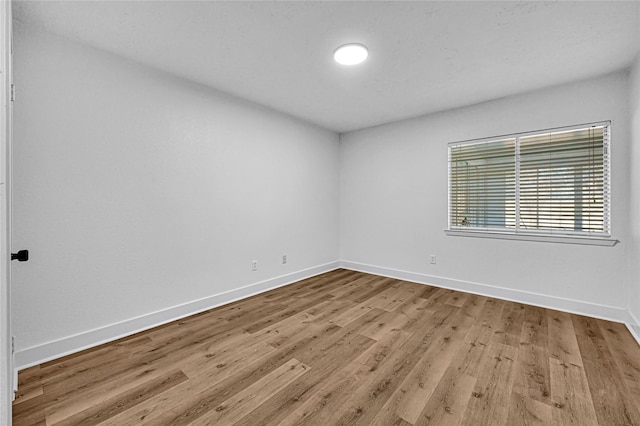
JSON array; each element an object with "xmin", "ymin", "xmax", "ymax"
[{"xmin": 333, "ymin": 43, "xmax": 368, "ymax": 65}]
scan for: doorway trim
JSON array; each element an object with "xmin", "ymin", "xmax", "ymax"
[{"xmin": 1, "ymin": 0, "xmax": 14, "ymax": 423}]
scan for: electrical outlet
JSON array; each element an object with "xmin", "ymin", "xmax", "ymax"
[
  {"xmin": 430, "ymin": 255, "xmax": 436, "ymax": 264},
  {"xmin": 282, "ymin": 254, "xmax": 287, "ymax": 264},
  {"xmin": 251, "ymin": 260, "xmax": 258, "ymax": 271}
]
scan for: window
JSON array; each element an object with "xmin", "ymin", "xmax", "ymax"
[{"xmin": 447, "ymin": 122, "xmax": 613, "ymax": 245}]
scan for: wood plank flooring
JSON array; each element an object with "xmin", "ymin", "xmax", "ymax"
[{"xmin": 12, "ymin": 269, "xmax": 640, "ymax": 425}]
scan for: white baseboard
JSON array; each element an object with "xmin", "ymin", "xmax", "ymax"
[
  {"xmin": 627, "ymin": 310, "xmax": 640, "ymax": 346},
  {"xmin": 14, "ymin": 259, "xmax": 640, "ymax": 373},
  {"xmin": 14, "ymin": 261, "xmax": 340, "ymax": 371},
  {"xmin": 340, "ymin": 260, "xmax": 634, "ymax": 329}
]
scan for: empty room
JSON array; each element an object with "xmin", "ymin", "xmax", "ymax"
[{"xmin": 2, "ymin": 0, "xmax": 640, "ymax": 425}]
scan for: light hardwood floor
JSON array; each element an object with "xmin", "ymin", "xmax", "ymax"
[{"xmin": 12, "ymin": 269, "xmax": 640, "ymax": 425}]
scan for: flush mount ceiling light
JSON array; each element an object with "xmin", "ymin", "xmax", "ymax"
[{"xmin": 333, "ymin": 43, "xmax": 368, "ymax": 65}]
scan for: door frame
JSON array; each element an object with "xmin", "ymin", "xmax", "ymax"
[{"xmin": 0, "ymin": 0, "xmax": 13, "ymax": 423}]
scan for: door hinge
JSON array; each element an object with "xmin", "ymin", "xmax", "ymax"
[
  {"xmin": 11, "ymin": 336, "xmax": 15, "ymax": 355},
  {"xmin": 10, "ymin": 84, "xmax": 15, "ymax": 102}
]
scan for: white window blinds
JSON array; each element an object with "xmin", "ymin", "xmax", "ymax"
[
  {"xmin": 449, "ymin": 138, "xmax": 516, "ymax": 230},
  {"xmin": 448, "ymin": 122, "xmax": 610, "ymax": 238}
]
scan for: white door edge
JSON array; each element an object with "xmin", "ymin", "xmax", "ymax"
[{"xmin": 0, "ymin": 1, "xmax": 14, "ymax": 424}]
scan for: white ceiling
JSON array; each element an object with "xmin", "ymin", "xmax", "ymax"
[{"xmin": 12, "ymin": 1, "xmax": 640, "ymax": 133}]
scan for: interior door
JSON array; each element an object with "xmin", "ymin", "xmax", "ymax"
[{"xmin": 1, "ymin": 0, "xmax": 13, "ymax": 423}]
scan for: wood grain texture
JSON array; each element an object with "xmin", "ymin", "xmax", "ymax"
[{"xmin": 12, "ymin": 269, "xmax": 640, "ymax": 425}]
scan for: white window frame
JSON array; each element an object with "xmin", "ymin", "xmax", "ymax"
[{"xmin": 446, "ymin": 121, "xmax": 618, "ymax": 246}]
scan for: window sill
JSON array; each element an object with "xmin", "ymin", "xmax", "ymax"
[{"xmin": 444, "ymin": 230, "xmax": 619, "ymax": 246}]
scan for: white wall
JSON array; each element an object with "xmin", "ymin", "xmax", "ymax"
[
  {"xmin": 341, "ymin": 72, "xmax": 630, "ymax": 316},
  {"xmin": 629, "ymin": 53, "xmax": 640, "ymax": 334},
  {"xmin": 11, "ymin": 25, "xmax": 340, "ymax": 362}
]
